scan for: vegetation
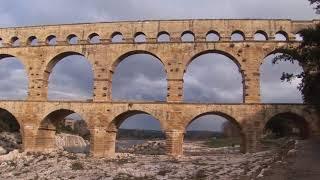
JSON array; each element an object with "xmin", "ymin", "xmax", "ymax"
[
  {"xmin": 273, "ymin": 21, "xmax": 320, "ymax": 110},
  {"xmin": 70, "ymin": 161, "xmax": 84, "ymax": 170},
  {"xmin": 309, "ymin": 0, "xmax": 320, "ymax": 13}
]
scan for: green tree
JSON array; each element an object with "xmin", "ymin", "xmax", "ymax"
[{"xmin": 309, "ymin": 0, "xmax": 320, "ymax": 13}]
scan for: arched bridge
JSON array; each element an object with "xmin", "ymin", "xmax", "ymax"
[{"xmin": 0, "ymin": 19, "xmax": 319, "ymax": 157}]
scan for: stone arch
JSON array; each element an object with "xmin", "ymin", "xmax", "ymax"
[
  {"xmin": 260, "ymin": 50, "xmax": 304, "ymax": 103},
  {"xmin": 157, "ymin": 31, "xmax": 170, "ymax": 42},
  {"xmin": 46, "ymin": 35, "xmax": 57, "ymax": 45},
  {"xmin": 10, "ymin": 36, "xmax": 20, "ymax": 47},
  {"xmin": 231, "ymin": 30, "xmax": 245, "ymax": 41},
  {"xmin": 254, "ymin": 30, "xmax": 268, "ymax": 41},
  {"xmin": 44, "ymin": 51, "xmax": 94, "ymax": 100},
  {"xmin": 206, "ymin": 30, "xmax": 220, "ymax": 41},
  {"xmin": 181, "ymin": 30, "xmax": 195, "ymax": 42},
  {"xmin": 0, "ymin": 54, "xmax": 29, "ymax": 100},
  {"xmin": 184, "ymin": 111, "xmax": 246, "ymax": 153},
  {"xmin": 108, "ymin": 110, "xmax": 166, "ymax": 131},
  {"xmin": 35, "ymin": 108, "xmax": 92, "ymax": 152},
  {"xmin": 27, "ymin": 36, "xmax": 38, "ymax": 46},
  {"xmin": 134, "ymin": 32, "xmax": 147, "ymax": 43},
  {"xmin": 110, "ymin": 32, "xmax": 124, "ymax": 42},
  {"xmin": 111, "ymin": 50, "xmax": 168, "ymax": 101},
  {"xmin": 111, "ymin": 50, "xmax": 167, "ymax": 73},
  {"xmin": 264, "ymin": 112, "xmax": 310, "ymax": 139},
  {"xmin": 66, "ymin": 34, "xmax": 78, "ymax": 44},
  {"xmin": 184, "ymin": 50, "xmax": 245, "ymax": 103},
  {"xmin": 275, "ymin": 31, "xmax": 289, "ymax": 41},
  {"xmin": 87, "ymin": 33, "xmax": 100, "ymax": 43}
]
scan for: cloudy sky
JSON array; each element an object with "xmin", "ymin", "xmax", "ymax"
[{"xmin": 0, "ymin": 0, "xmax": 318, "ymax": 132}]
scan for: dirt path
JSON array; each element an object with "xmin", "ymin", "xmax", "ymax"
[{"xmin": 262, "ymin": 138, "xmax": 320, "ymax": 180}]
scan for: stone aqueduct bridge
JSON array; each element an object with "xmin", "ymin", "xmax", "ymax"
[{"xmin": 0, "ymin": 19, "xmax": 319, "ymax": 157}]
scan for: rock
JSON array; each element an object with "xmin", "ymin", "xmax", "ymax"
[
  {"xmin": 287, "ymin": 149, "xmax": 297, "ymax": 157},
  {"xmin": 0, "ymin": 149, "xmax": 22, "ymax": 162},
  {"xmin": 0, "ymin": 146, "xmax": 7, "ymax": 155},
  {"xmin": 55, "ymin": 133, "xmax": 90, "ymax": 153}
]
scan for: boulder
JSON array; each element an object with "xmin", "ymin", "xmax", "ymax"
[
  {"xmin": 0, "ymin": 146, "xmax": 7, "ymax": 155},
  {"xmin": 55, "ymin": 133, "xmax": 90, "ymax": 153}
]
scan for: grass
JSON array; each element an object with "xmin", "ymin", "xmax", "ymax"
[
  {"xmin": 204, "ymin": 137, "xmax": 241, "ymax": 148},
  {"xmin": 70, "ymin": 161, "xmax": 84, "ymax": 170}
]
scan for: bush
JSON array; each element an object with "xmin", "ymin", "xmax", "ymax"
[{"xmin": 71, "ymin": 161, "xmax": 84, "ymax": 170}]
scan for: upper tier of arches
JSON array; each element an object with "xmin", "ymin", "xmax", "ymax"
[{"xmin": 0, "ymin": 19, "xmax": 315, "ymax": 48}]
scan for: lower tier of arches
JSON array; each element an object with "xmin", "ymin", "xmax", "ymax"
[{"xmin": 0, "ymin": 101, "xmax": 318, "ymax": 157}]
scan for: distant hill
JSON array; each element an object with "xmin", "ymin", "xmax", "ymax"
[{"xmin": 117, "ymin": 129, "xmax": 224, "ymax": 140}]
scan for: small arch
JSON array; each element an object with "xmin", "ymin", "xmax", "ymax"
[
  {"xmin": 231, "ymin": 30, "xmax": 245, "ymax": 41},
  {"xmin": 181, "ymin": 31, "xmax": 195, "ymax": 42},
  {"xmin": 0, "ymin": 38, "xmax": 3, "ymax": 47},
  {"xmin": 264, "ymin": 112, "xmax": 309, "ymax": 139},
  {"xmin": 157, "ymin": 31, "xmax": 170, "ymax": 42},
  {"xmin": 0, "ymin": 108, "xmax": 22, "ymax": 154},
  {"xmin": 275, "ymin": 31, "xmax": 288, "ymax": 41},
  {"xmin": 111, "ymin": 32, "xmax": 124, "ymax": 43},
  {"xmin": 254, "ymin": 30, "xmax": 268, "ymax": 41},
  {"xmin": 66, "ymin": 34, "xmax": 78, "ymax": 44},
  {"xmin": 46, "ymin": 35, "xmax": 57, "ymax": 45},
  {"xmin": 295, "ymin": 33, "xmax": 303, "ymax": 41},
  {"xmin": 185, "ymin": 112, "xmax": 246, "ymax": 154},
  {"xmin": 27, "ymin": 36, "xmax": 38, "ymax": 46},
  {"xmin": 206, "ymin": 30, "xmax": 220, "ymax": 42},
  {"xmin": 11, "ymin": 36, "xmax": 20, "ymax": 47},
  {"xmin": 88, "ymin": 33, "xmax": 100, "ymax": 44},
  {"xmin": 134, "ymin": 32, "xmax": 147, "ymax": 43}
]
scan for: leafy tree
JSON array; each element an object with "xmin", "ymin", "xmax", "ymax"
[
  {"xmin": 273, "ymin": 24, "xmax": 320, "ymax": 109},
  {"xmin": 309, "ymin": 0, "xmax": 320, "ymax": 13}
]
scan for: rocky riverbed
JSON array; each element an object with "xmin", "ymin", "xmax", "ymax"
[{"xmin": 0, "ymin": 132, "xmax": 297, "ymax": 179}]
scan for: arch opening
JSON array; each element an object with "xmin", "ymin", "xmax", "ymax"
[
  {"xmin": 27, "ymin": 36, "xmax": 38, "ymax": 46},
  {"xmin": 295, "ymin": 33, "xmax": 303, "ymax": 41},
  {"xmin": 231, "ymin": 31, "xmax": 245, "ymax": 41},
  {"xmin": 260, "ymin": 53, "xmax": 303, "ymax": 103},
  {"xmin": 11, "ymin": 37, "xmax": 20, "ymax": 47},
  {"xmin": 181, "ymin": 31, "xmax": 195, "ymax": 42},
  {"xmin": 0, "ymin": 55, "xmax": 28, "ymax": 100},
  {"xmin": 275, "ymin": 31, "xmax": 288, "ymax": 41},
  {"xmin": 88, "ymin": 33, "xmax": 100, "ymax": 44},
  {"xmin": 46, "ymin": 35, "xmax": 57, "ymax": 45},
  {"xmin": 0, "ymin": 38, "xmax": 3, "ymax": 47},
  {"xmin": 184, "ymin": 52, "xmax": 244, "ymax": 103},
  {"xmin": 111, "ymin": 32, "xmax": 124, "ymax": 43},
  {"xmin": 263, "ymin": 112, "xmax": 309, "ymax": 140},
  {"xmin": 46, "ymin": 52, "xmax": 94, "ymax": 101},
  {"xmin": 184, "ymin": 112, "xmax": 246, "ymax": 155},
  {"xmin": 157, "ymin": 31, "xmax": 170, "ymax": 42},
  {"xmin": 134, "ymin": 32, "xmax": 147, "ymax": 43},
  {"xmin": 113, "ymin": 111, "xmax": 165, "ymax": 155},
  {"xmin": 0, "ymin": 108, "xmax": 22, "ymax": 155},
  {"xmin": 112, "ymin": 52, "xmax": 167, "ymax": 101},
  {"xmin": 67, "ymin": 34, "xmax": 78, "ymax": 45},
  {"xmin": 37, "ymin": 109, "xmax": 91, "ymax": 154},
  {"xmin": 254, "ymin": 31, "xmax": 268, "ymax": 41},
  {"xmin": 206, "ymin": 31, "xmax": 220, "ymax": 42}
]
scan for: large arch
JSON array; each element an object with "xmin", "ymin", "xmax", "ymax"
[
  {"xmin": 0, "ymin": 54, "xmax": 28, "ymax": 100},
  {"xmin": 184, "ymin": 111, "xmax": 246, "ymax": 154},
  {"xmin": 109, "ymin": 110, "xmax": 166, "ymax": 155},
  {"xmin": 111, "ymin": 51, "xmax": 167, "ymax": 101},
  {"xmin": 260, "ymin": 52, "xmax": 303, "ymax": 103},
  {"xmin": 264, "ymin": 112, "xmax": 310, "ymax": 139},
  {"xmin": 35, "ymin": 108, "xmax": 91, "ymax": 153},
  {"xmin": 184, "ymin": 50, "xmax": 244, "ymax": 103},
  {"xmin": 45, "ymin": 52, "xmax": 94, "ymax": 101},
  {"xmin": 0, "ymin": 108, "xmax": 22, "ymax": 154}
]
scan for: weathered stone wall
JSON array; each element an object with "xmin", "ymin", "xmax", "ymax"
[{"xmin": 0, "ymin": 19, "xmax": 319, "ymax": 157}]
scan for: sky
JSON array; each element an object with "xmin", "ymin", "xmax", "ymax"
[{"xmin": 0, "ymin": 0, "xmax": 318, "ymax": 132}]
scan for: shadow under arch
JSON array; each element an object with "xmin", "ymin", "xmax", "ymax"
[
  {"xmin": 0, "ymin": 108, "xmax": 22, "ymax": 152},
  {"xmin": 264, "ymin": 112, "xmax": 310, "ymax": 139},
  {"xmin": 35, "ymin": 108, "xmax": 91, "ymax": 153},
  {"xmin": 184, "ymin": 50, "xmax": 245, "ymax": 103},
  {"xmin": 0, "ymin": 54, "xmax": 29, "ymax": 100},
  {"xmin": 185, "ymin": 111, "xmax": 247, "ymax": 153}
]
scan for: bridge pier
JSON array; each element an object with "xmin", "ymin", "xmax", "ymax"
[
  {"xmin": 165, "ymin": 130, "xmax": 184, "ymax": 156},
  {"xmin": 90, "ymin": 128, "xmax": 116, "ymax": 157}
]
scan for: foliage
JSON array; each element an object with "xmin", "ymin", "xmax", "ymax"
[
  {"xmin": 309, "ymin": 0, "xmax": 320, "ymax": 13},
  {"xmin": 70, "ymin": 161, "xmax": 84, "ymax": 170},
  {"xmin": 273, "ymin": 24, "xmax": 320, "ymax": 110}
]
